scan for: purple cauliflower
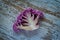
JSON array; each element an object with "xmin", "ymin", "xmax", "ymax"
[{"xmin": 13, "ymin": 8, "xmax": 44, "ymax": 32}]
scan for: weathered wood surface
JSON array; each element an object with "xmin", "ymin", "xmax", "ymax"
[{"xmin": 0, "ymin": 0, "xmax": 60, "ymax": 40}]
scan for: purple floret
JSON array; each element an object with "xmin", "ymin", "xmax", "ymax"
[{"xmin": 13, "ymin": 7, "xmax": 44, "ymax": 32}]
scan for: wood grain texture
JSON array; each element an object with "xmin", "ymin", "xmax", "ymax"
[{"xmin": 0, "ymin": 0, "xmax": 60, "ymax": 40}]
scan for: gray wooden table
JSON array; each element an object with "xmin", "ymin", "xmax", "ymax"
[{"xmin": 0, "ymin": 0, "xmax": 60, "ymax": 40}]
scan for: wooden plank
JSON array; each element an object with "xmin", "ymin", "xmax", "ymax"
[{"xmin": 0, "ymin": 0, "xmax": 60, "ymax": 40}]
